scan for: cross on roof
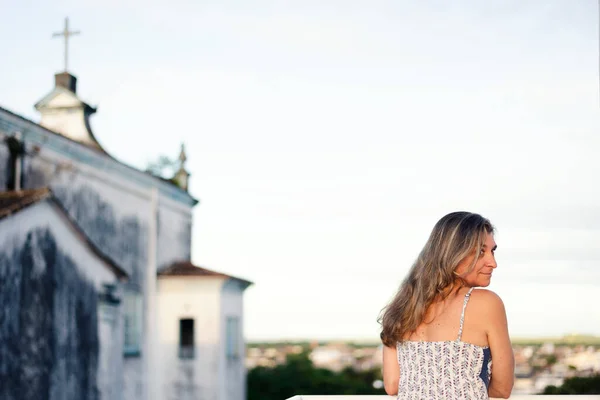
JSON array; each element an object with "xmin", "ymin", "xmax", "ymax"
[{"xmin": 52, "ymin": 17, "xmax": 80, "ymax": 72}]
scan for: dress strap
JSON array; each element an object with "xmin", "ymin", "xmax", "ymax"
[{"xmin": 456, "ymin": 287, "xmax": 474, "ymax": 342}]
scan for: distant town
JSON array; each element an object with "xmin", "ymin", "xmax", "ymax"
[{"xmin": 246, "ymin": 335, "xmax": 600, "ymax": 395}]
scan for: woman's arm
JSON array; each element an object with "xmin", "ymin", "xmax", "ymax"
[
  {"xmin": 382, "ymin": 344, "xmax": 400, "ymax": 396},
  {"xmin": 484, "ymin": 290, "xmax": 515, "ymax": 399}
]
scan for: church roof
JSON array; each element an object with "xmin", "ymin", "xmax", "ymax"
[
  {"xmin": 0, "ymin": 105, "xmax": 198, "ymax": 205},
  {"xmin": 0, "ymin": 188, "xmax": 50, "ymax": 219},
  {"xmin": 0, "ymin": 188, "xmax": 128, "ymax": 280},
  {"xmin": 158, "ymin": 261, "xmax": 253, "ymax": 287},
  {"xmin": 0, "ymin": 104, "xmax": 106, "ymax": 154}
]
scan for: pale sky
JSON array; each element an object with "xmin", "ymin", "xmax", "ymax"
[{"xmin": 1, "ymin": 0, "xmax": 599, "ymax": 341}]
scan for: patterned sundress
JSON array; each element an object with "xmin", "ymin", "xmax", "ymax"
[{"xmin": 396, "ymin": 287, "xmax": 492, "ymax": 399}]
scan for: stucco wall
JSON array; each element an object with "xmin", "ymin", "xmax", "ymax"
[
  {"xmin": 98, "ymin": 300, "xmax": 125, "ymax": 400},
  {"xmin": 220, "ymin": 280, "xmax": 247, "ymax": 400},
  {"xmin": 0, "ymin": 201, "xmax": 123, "ymax": 400},
  {"xmin": 1, "ymin": 108, "xmax": 195, "ymax": 285},
  {"xmin": 157, "ymin": 277, "xmax": 224, "ymax": 400},
  {"xmin": 158, "ymin": 198, "xmax": 193, "ymax": 270},
  {"xmin": 1, "ymin": 108, "xmax": 197, "ymax": 400}
]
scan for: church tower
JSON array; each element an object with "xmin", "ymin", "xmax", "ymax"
[{"xmin": 33, "ymin": 17, "xmax": 105, "ymax": 152}]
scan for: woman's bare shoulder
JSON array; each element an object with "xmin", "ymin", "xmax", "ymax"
[
  {"xmin": 470, "ymin": 288, "xmax": 507, "ymax": 317},
  {"xmin": 471, "ymin": 288, "xmax": 502, "ymax": 300}
]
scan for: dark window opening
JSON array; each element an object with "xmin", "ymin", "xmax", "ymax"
[
  {"xmin": 5, "ymin": 135, "xmax": 24, "ymax": 191},
  {"xmin": 179, "ymin": 318, "xmax": 195, "ymax": 359},
  {"xmin": 6, "ymin": 156, "xmax": 16, "ymax": 190}
]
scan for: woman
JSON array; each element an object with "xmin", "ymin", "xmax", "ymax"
[{"xmin": 379, "ymin": 212, "xmax": 514, "ymax": 399}]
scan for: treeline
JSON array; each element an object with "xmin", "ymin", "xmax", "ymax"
[
  {"xmin": 247, "ymin": 351, "xmax": 384, "ymax": 400},
  {"xmin": 247, "ymin": 351, "xmax": 600, "ymax": 399},
  {"xmin": 542, "ymin": 374, "xmax": 600, "ymax": 395}
]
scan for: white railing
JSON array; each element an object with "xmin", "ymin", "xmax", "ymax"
[{"xmin": 286, "ymin": 396, "xmax": 599, "ymax": 400}]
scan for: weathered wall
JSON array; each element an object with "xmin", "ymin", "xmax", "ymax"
[
  {"xmin": 98, "ymin": 300, "xmax": 125, "ymax": 400},
  {"xmin": 25, "ymin": 147, "xmax": 151, "ymax": 400},
  {"xmin": 1, "ymin": 110, "xmax": 195, "ymax": 282},
  {"xmin": 0, "ymin": 201, "xmax": 123, "ymax": 400},
  {"xmin": 220, "ymin": 280, "xmax": 247, "ymax": 400},
  {"xmin": 0, "ymin": 108, "xmax": 195, "ymax": 285},
  {"xmin": 50, "ymin": 182, "xmax": 150, "ymax": 287},
  {"xmin": 158, "ymin": 203, "xmax": 193, "ymax": 269},
  {"xmin": 1, "ymin": 107, "xmax": 197, "ymax": 400},
  {"xmin": 156, "ymin": 277, "xmax": 223, "ymax": 400}
]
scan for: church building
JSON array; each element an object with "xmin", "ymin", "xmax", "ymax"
[{"xmin": 0, "ymin": 18, "xmax": 252, "ymax": 400}]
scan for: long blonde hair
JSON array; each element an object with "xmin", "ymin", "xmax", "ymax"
[{"xmin": 379, "ymin": 211, "xmax": 494, "ymax": 347}]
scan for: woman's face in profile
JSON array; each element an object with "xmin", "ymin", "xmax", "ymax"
[{"xmin": 455, "ymin": 232, "xmax": 498, "ymax": 287}]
